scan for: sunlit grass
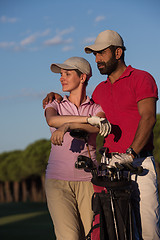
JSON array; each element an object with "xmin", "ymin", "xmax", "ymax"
[
  {"xmin": 0, "ymin": 202, "xmax": 55, "ymax": 240},
  {"xmin": 0, "ymin": 211, "xmax": 47, "ymax": 226}
]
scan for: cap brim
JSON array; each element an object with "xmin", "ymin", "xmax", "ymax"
[
  {"xmin": 84, "ymin": 43, "xmax": 110, "ymax": 54},
  {"xmin": 85, "ymin": 43, "xmax": 125, "ymax": 54},
  {"xmin": 50, "ymin": 63, "xmax": 76, "ymax": 73}
]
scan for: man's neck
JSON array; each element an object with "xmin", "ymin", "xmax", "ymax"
[{"xmin": 108, "ymin": 62, "xmax": 127, "ymax": 84}]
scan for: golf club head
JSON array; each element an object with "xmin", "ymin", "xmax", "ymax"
[
  {"xmin": 106, "ymin": 165, "xmax": 117, "ymax": 173},
  {"xmin": 75, "ymin": 155, "xmax": 95, "ymax": 170},
  {"xmin": 98, "ymin": 163, "xmax": 108, "ymax": 171},
  {"xmin": 115, "ymin": 162, "xmax": 124, "ymax": 170},
  {"xmin": 70, "ymin": 129, "xmax": 89, "ymax": 142},
  {"xmin": 75, "ymin": 160, "xmax": 86, "ymax": 169},
  {"xmin": 122, "ymin": 162, "xmax": 143, "ymax": 175}
]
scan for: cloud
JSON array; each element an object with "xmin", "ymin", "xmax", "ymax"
[
  {"xmin": 62, "ymin": 46, "xmax": 74, "ymax": 52},
  {"xmin": 20, "ymin": 29, "xmax": 51, "ymax": 46},
  {"xmin": 44, "ymin": 36, "xmax": 72, "ymax": 46},
  {"xmin": 0, "ymin": 29, "xmax": 51, "ymax": 51},
  {"xmin": 44, "ymin": 35, "xmax": 63, "ymax": 45},
  {"xmin": 0, "ymin": 89, "xmax": 48, "ymax": 102},
  {"xmin": 20, "ymin": 35, "xmax": 36, "ymax": 46},
  {"xmin": 95, "ymin": 15, "xmax": 106, "ymax": 22},
  {"xmin": 0, "ymin": 26, "xmax": 74, "ymax": 52},
  {"xmin": 0, "ymin": 15, "xmax": 18, "ymax": 23},
  {"xmin": 0, "ymin": 41, "xmax": 15, "ymax": 48},
  {"xmin": 56, "ymin": 27, "xmax": 74, "ymax": 36},
  {"xmin": 40, "ymin": 29, "xmax": 51, "ymax": 37},
  {"xmin": 44, "ymin": 27, "xmax": 74, "ymax": 46},
  {"xmin": 83, "ymin": 37, "xmax": 96, "ymax": 44}
]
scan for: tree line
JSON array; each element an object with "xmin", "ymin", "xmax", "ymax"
[
  {"xmin": 0, "ymin": 139, "xmax": 50, "ymax": 202},
  {"xmin": 0, "ymin": 114, "xmax": 160, "ymax": 203}
]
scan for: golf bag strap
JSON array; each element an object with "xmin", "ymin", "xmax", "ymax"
[
  {"xmin": 85, "ymin": 222, "xmax": 100, "ymax": 240},
  {"xmin": 85, "ymin": 193, "xmax": 102, "ymax": 240}
]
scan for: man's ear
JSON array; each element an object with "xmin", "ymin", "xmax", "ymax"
[{"xmin": 115, "ymin": 47, "xmax": 123, "ymax": 60}]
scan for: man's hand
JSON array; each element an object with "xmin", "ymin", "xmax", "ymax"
[
  {"xmin": 87, "ymin": 116, "xmax": 111, "ymax": 137},
  {"xmin": 43, "ymin": 92, "xmax": 63, "ymax": 109},
  {"xmin": 109, "ymin": 153, "xmax": 133, "ymax": 167},
  {"xmin": 50, "ymin": 123, "xmax": 69, "ymax": 145}
]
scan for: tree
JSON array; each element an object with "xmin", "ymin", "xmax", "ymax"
[
  {"xmin": 153, "ymin": 114, "xmax": 160, "ymax": 193},
  {"xmin": 0, "ymin": 152, "xmax": 11, "ymax": 202},
  {"xmin": 22, "ymin": 139, "xmax": 50, "ymax": 201},
  {"xmin": 6, "ymin": 150, "xmax": 26, "ymax": 202},
  {"xmin": 0, "ymin": 139, "xmax": 51, "ymax": 202},
  {"xmin": 153, "ymin": 114, "xmax": 160, "ymax": 163},
  {"xmin": 0, "ymin": 151, "xmax": 23, "ymax": 202}
]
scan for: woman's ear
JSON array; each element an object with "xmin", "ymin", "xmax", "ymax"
[{"xmin": 81, "ymin": 73, "xmax": 87, "ymax": 84}]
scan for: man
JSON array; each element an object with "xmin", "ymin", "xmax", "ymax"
[{"xmin": 43, "ymin": 30, "xmax": 160, "ymax": 239}]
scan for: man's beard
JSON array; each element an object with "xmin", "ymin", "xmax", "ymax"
[{"xmin": 97, "ymin": 55, "xmax": 118, "ymax": 76}]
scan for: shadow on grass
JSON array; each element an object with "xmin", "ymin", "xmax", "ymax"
[{"xmin": 0, "ymin": 202, "xmax": 56, "ymax": 240}]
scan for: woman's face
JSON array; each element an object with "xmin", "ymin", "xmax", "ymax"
[{"xmin": 60, "ymin": 69, "xmax": 82, "ymax": 92}]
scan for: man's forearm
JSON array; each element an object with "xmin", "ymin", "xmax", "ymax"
[
  {"xmin": 67, "ymin": 122, "xmax": 99, "ymax": 133},
  {"xmin": 130, "ymin": 115, "xmax": 156, "ymax": 154}
]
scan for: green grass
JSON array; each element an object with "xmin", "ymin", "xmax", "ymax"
[{"xmin": 0, "ymin": 202, "xmax": 56, "ymax": 240}]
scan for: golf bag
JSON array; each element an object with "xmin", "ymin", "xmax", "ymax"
[
  {"xmin": 86, "ymin": 177, "xmax": 134, "ymax": 240},
  {"xmin": 71, "ymin": 130, "xmax": 142, "ymax": 240}
]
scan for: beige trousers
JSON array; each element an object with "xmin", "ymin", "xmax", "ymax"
[{"xmin": 45, "ymin": 179, "xmax": 94, "ymax": 240}]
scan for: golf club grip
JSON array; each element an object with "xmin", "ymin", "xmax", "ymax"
[
  {"xmin": 126, "ymin": 163, "xmax": 143, "ymax": 174},
  {"xmin": 77, "ymin": 155, "xmax": 91, "ymax": 162},
  {"xmin": 135, "ymin": 166, "xmax": 143, "ymax": 174}
]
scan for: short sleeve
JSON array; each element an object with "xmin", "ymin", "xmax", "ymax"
[
  {"xmin": 44, "ymin": 100, "xmax": 58, "ymax": 116},
  {"xmin": 93, "ymin": 104, "xmax": 105, "ymax": 116},
  {"xmin": 133, "ymin": 71, "xmax": 158, "ymax": 103}
]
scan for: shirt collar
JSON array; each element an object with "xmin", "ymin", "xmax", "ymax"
[
  {"xmin": 106, "ymin": 65, "xmax": 134, "ymax": 83},
  {"xmin": 62, "ymin": 95, "xmax": 92, "ymax": 105}
]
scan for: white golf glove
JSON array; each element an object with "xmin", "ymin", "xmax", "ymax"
[
  {"xmin": 87, "ymin": 116, "xmax": 111, "ymax": 137},
  {"xmin": 109, "ymin": 153, "xmax": 133, "ymax": 167}
]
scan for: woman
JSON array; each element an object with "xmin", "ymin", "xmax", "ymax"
[{"xmin": 44, "ymin": 57, "xmax": 110, "ymax": 240}]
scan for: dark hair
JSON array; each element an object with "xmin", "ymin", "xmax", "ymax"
[
  {"xmin": 75, "ymin": 69, "xmax": 89, "ymax": 86},
  {"xmin": 108, "ymin": 45, "xmax": 126, "ymax": 61}
]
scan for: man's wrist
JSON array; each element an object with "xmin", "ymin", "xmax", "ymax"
[{"xmin": 126, "ymin": 147, "xmax": 138, "ymax": 159}]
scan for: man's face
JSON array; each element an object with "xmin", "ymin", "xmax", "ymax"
[{"xmin": 93, "ymin": 48, "xmax": 118, "ymax": 76}]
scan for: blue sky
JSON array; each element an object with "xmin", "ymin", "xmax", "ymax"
[{"xmin": 0, "ymin": 0, "xmax": 160, "ymax": 153}]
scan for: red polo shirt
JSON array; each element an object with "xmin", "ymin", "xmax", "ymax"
[{"xmin": 92, "ymin": 65, "xmax": 158, "ymax": 153}]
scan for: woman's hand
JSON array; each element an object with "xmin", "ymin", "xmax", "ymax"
[{"xmin": 50, "ymin": 123, "xmax": 69, "ymax": 145}]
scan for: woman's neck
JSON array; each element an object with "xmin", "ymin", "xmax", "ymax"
[{"xmin": 68, "ymin": 89, "xmax": 87, "ymax": 108}]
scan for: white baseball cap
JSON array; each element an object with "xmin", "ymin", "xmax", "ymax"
[
  {"xmin": 50, "ymin": 57, "xmax": 92, "ymax": 77},
  {"xmin": 84, "ymin": 30, "xmax": 125, "ymax": 53}
]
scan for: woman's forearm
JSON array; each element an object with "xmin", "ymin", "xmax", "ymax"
[
  {"xmin": 50, "ymin": 122, "xmax": 99, "ymax": 146},
  {"xmin": 47, "ymin": 115, "xmax": 88, "ymax": 128}
]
